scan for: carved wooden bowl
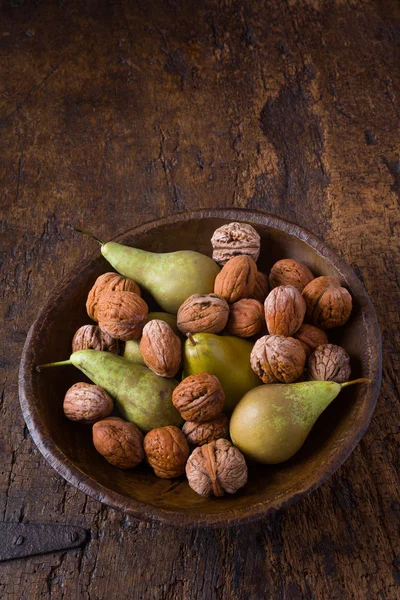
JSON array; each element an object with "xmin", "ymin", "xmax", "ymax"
[{"xmin": 19, "ymin": 210, "xmax": 382, "ymax": 527}]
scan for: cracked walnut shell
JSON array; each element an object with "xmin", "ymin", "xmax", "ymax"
[
  {"xmin": 214, "ymin": 255, "xmax": 257, "ymax": 303},
  {"xmin": 269, "ymin": 259, "xmax": 314, "ymax": 292},
  {"xmin": 250, "ymin": 334, "xmax": 306, "ymax": 383},
  {"xmin": 86, "ymin": 272, "xmax": 141, "ymax": 321},
  {"xmin": 144, "ymin": 426, "xmax": 189, "ymax": 479},
  {"xmin": 92, "ymin": 417, "xmax": 144, "ymax": 469},
  {"xmin": 177, "ymin": 294, "xmax": 229, "ymax": 334},
  {"xmin": 140, "ymin": 320, "xmax": 181, "ymax": 378},
  {"xmin": 172, "ymin": 373, "xmax": 225, "ymax": 422},
  {"xmin": 186, "ymin": 439, "xmax": 247, "ymax": 497},
  {"xmin": 264, "ymin": 285, "xmax": 306, "ymax": 337},
  {"xmin": 182, "ymin": 414, "xmax": 229, "ymax": 447},
  {"xmin": 293, "ymin": 324, "xmax": 328, "ymax": 358},
  {"xmin": 308, "ymin": 344, "xmax": 351, "ymax": 383},
  {"xmin": 64, "ymin": 382, "xmax": 113, "ymax": 424},
  {"xmin": 72, "ymin": 324, "xmax": 120, "ymax": 354},
  {"xmin": 302, "ymin": 276, "xmax": 352, "ymax": 330},
  {"xmin": 211, "ymin": 222, "xmax": 260, "ymax": 265},
  {"xmin": 226, "ymin": 298, "xmax": 265, "ymax": 338},
  {"xmin": 97, "ymin": 290, "xmax": 148, "ymax": 341}
]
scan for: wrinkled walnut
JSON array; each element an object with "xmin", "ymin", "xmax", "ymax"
[
  {"xmin": 172, "ymin": 373, "xmax": 225, "ymax": 422},
  {"xmin": 293, "ymin": 324, "xmax": 329, "ymax": 358},
  {"xmin": 211, "ymin": 222, "xmax": 260, "ymax": 265},
  {"xmin": 302, "ymin": 276, "xmax": 352, "ymax": 329},
  {"xmin": 139, "ymin": 320, "xmax": 181, "ymax": 378},
  {"xmin": 182, "ymin": 414, "xmax": 229, "ymax": 447},
  {"xmin": 177, "ymin": 294, "xmax": 229, "ymax": 334},
  {"xmin": 86, "ymin": 272, "xmax": 141, "ymax": 321},
  {"xmin": 250, "ymin": 334, "xmax": 306, "ymax": 383},
  {"xmin": 264, "ymin": 285, "xmax": 306, "ymax": 337},
  {"xmin": 269, "ymin": 259, "xmax": 314, "ymax": 292},
  {"xmin": 72, "ymin": 324, "xmax": 120, "ymax": 354},
  {"xmin": 92, "ymin": 417, "xmax": 144, "ymax": 469},
  {"xmin": 64, "ymin": 382, "xmax": 113, "ymax": 424},
  {"xmin": 97, "ymin": 291, "xmax": 148, "ymax": 341},
  {"xmin": 226, "ymin": 298, "xmax": 265, "ymax": 338},
  {"xmin": 143, "ymin": 426, "xmax": 189, "ymax": 478},
  {"xmin": 214, "ymin": 255, "xmax": 257, "ymax": 303},
  {"xmin": 186, "ymin": 439, "xmax": 247, "ymax": 497},
  {"xmin": 308, "ymin": 344, "xmax": 351, "ymax": 383},
  {"xmin": 252, "ymin": 271, "xmax": 269, "ymax": 303}
]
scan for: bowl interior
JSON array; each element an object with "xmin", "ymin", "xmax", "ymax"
[{"xmin": 20, "ymin": 212, "xmax": 381, "ymax": 526}]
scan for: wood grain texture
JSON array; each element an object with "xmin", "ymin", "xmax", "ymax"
[{"xmin": 0, "ymin": 0, "xmax": 399, "ymax": 598}]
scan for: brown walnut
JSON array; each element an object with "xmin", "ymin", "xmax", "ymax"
[
  {"xmin": 293, "ymin": 324, "xmax": 329, "ymax": 358},
  {"xmin": 269, "ymin": 259, "xmax": 314, "ymax": 292},
  {"xmin": 211, "ymin": 222, "xmax": 260, "ymax": 265},
  {"xmin": 139, "ymin": 320, "xmax": 182, "ymax": 378},
  {"xmin": 250, "ymin": 334, "xmax": 306, "ymax": 383},
  {"xmin": 308, "ymin": 344, "xmax": 351, "ymax": 383},
  {"xmin": 86, "ymin": 272, "xmax": 141, "ymax": 321},
  {"xmin": 214, "ymin": 255, "xmax": 257, "ymax": 303},
  {"xmin": 172, "ymin": 373, "xmax": 225, "ymax": 422},
  {"xmin": 226, "ymin": 298, "xmax": 265, "ymax": 338},
  {"xmin": 92, "ymin": 417, "xmax": 144, "ymax": 469},
  {"xmin": 72, "ymin": 324, "xmax": 120, "ymax": 354},
  {"xmin": 143, "ymin": 426, "xmax": 189, "ymax": 479},
  {"xmin": 302, "ymin": 276, "xmax": 352, "ymax": 329},
  {"xmin": 97, "ymin": 290, "xmax": 148, "ymax": 341},
  {"xmin": 185, "ymin": 439, "xmax": 247, "ymax": 497},
  {"xmin": 264, "ymin": 285, "xmax": 306, "ymax": 337},
  {"xmin": 252, "ymin": 271, "xmax": 269, "ymax": 303},
  {"xmin": 64, "ymin": 382, "xmax": 113, "ymax": 424},
  {"xmin": 182, "ymin": 414, "xmax": 229, "ymax": 447},
  {"xmin": 177, "ymin": 294, "xmax": 229, "ymax": 334}
]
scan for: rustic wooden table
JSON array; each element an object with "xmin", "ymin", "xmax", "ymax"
[{"xmin": 1, "ymin": 0, "xmax": 399, "ymax": 598}]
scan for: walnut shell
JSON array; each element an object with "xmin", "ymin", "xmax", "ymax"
[
  {"xmin": 211, "ymin": 222, "xmax": 260, "ymax": 265},
  {"xmin": 252, "ymin": 271, "xmax": 269, "ymax": 303},
  {"xmin": 269, "ymin": 259, "xmax": 314, "ymax": 292},
  {"xmin": 72, "ymin": 324, "xmax": 120, "ymax": 354},
  {"xmin": 214, "ymin": 255, "xmax": 257, "ymax": 303},
  {"xmin": 250, "ymin": 334, "xmax": 306, "ymax": 383},
  {"xmin": 308, "ymin": 344, "xmax": 351, "ymax": 383},
  {"xmin": 177, "ymin": 294, "xmax": 229, "ymax": 334},
  {"xmin": 139, "ymin": 320, "xmax": 181, "ymax": 378},
  {"xmin": 143, "ymin": 426, "xmax": 189, "ymax": 479},
  {"xmin": 172, "ymin": 373, "xmax": 225, "ymax": 422},
  {"xmin": 97, "ymin": 291, "xmax": 148, "ymax": 341},
  {"xmin": 264, "ymin": 285, "xmax": 306, "ymax": 337},
  {"xmin": 86, "ymin": 272, "xmax": 141, "ymax": 321},
  {"xmin": 293, "ymin": 324, "xmax": 329, "ymax": 358},
  {"xmin": 64, "ymin": 382, "xmax": 113, "ymax": 424},
  {"xmin": 226, "ymin": 298, "xmax": 265, "ymax": 338},
  {"xmin": 92, "ymin": 417, "xmax": 144, "ymax": 469},
  {"xmin": 182, "ymin": 414, "xmax": 229, "ymax": 447},
  {"xmin": 186, "ymin": 439, "xmax": 247, "ymax": 497},
  {"xmin": 302, "ymin": 276, "xmax": 352, "ymax": 329}
]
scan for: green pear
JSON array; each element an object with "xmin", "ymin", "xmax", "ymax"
[
  {"xmin": 123, "ymin": 312, "xmax": 180, "ymax": 365},
  {"xmin": 183, "ymin": 333, "xmax": 261, "ymax": 413},
  {"xmin": 37, "ymin": 350, "xmax": 182, "ymax": 431},
  {"xmin": 230, "ymin": 379, "xmax": 371, "ymax": 464}
]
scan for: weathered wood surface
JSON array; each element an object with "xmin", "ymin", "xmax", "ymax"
[{"xmin": 0, "ymin": 0, "xmax": 399, "ymax": 598}]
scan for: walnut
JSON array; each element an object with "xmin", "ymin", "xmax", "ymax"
[
  {"xmin": 139, "ymin": 320, "xmax": 181, "ymax": 378},
  {"xmin": 308, "ymin": 344, "xmax": 351, "ymax": 383},
  {"xmin": 226, "ymin": 298, "xmax": 265, "ymax": 338},
  {"xmin": 252, "ymin": 271, "xmax": 269, "ymax": 303},
  {"xmin": 293, "ymin": 324, "xmax": 329, "ymax": 358},
  {"xmin": 177, "ymin": 294, "xmax": 229, "ymax": 334},
  {"xmin": 86, "ymin": 272, "xmax": 141, "ymax": 321},
  {"xmin": 92, "ymin": 417, "xmax": 144, "ymax": 469},
  {"xmin": 172, "ymin": 373, "xmax": 225, "ymax": 422},
  {"xmin": 185, "ymin": 439, "xmax": 247, "ymax": 497},
  {"xmin": 143, "ymin": 426, "xmax": 189, "ymax": 478},
  {"xmin": 269, "ymin": 259, "xmax": 314, "ymax": 292},
  {"xmin": 214, "ymin": 255, "xmax": 257, "ymax": 303},
  {"xmin": 302, "ymin": 276, "xmax": 352, "ymax": 329},
  {"xmin": 264, "ymin": 285, "xmax": 306, "ymax": 337},
  {"xmin": 97, "ymin": 291, "xmax": 148, "ymax": 341},
  {"xmin": 182, "ymin": 414, "xmax": 229, "ymax": 447},
  {"xmin": 64, "ymin": 382, "xmax": 113, "ymax": 424},
  {"xmin": 72, "ymin": 324, "xmax": 120, "ymax": 354},
  {"xmin": 211, "ymin": 222, "xmax": 260, "ymax": 265},
  {"xmin": 250, "ymin": 334, "xmax": 306, "ymax": 383}
]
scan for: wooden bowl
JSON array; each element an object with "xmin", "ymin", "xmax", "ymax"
[{"xmin": 19, "ymin": 210, "xmax": 382, "ymax": 528}]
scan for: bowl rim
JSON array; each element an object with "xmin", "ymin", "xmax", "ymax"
[{"xmin": 19, "ymin": 208, "xmax": 382, "ymax": 528}]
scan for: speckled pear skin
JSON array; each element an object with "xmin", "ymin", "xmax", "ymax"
[
  {"xmin": 70, "ymin": 350, "xmax": 182, "ymax": 431},
  {"xmin": 230, "ymin": 381, "xmax": 341, "ymax": 464},
  {"xmin": 101, "ymin": 242, "xmax": 220, "ymax": 314}
]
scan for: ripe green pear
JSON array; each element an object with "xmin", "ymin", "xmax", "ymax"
[
  {"xmin": 230, "ymin": 379, "xmax": 370, "ymax": 464},
  {"xmin": 183, "ymin": 333, "xmax": 261, "ymax": 413}
]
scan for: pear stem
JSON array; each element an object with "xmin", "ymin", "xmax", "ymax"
[
  {"xmin": 187, "ymin": 333, "xmax": 197, "ymax": 346},
  {"xmin": 75, "ymin": 228, "xmax": 104, "ymax": 245},
  {"xmin": 341, "ymin": 378, "xmax": 372, "ymax": 388},
  {"xmin": 36, "ymin": 360, "xmax": 72, "ymax": 372}
]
